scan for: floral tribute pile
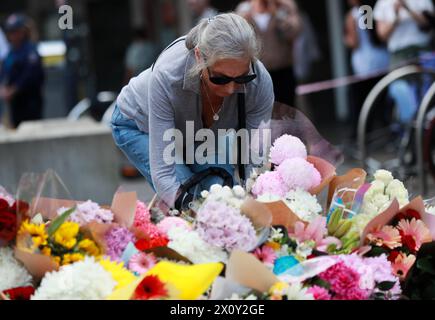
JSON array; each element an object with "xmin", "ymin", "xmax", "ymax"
[{"xmin": 1, "ymin": 134, "xmax": 435, "ymax": 300}]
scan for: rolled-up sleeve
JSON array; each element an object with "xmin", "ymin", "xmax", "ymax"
[{"xmin": 148, "ymin": 71, "xmax": 181, "ymax": 207}]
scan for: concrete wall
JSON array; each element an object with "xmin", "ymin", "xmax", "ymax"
[{"xmin": 0, "ymin": 119, "xmax": 121, "ymax": 204}]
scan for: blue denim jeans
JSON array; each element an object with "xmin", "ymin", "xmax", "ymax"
[{"xmin": 111, "ymin": 105, "xmax": 236, "ymax": 196}]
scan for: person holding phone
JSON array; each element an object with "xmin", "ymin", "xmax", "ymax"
[
  {"xmin": 111, "ymin": 13, "xmax": 274, "ymax": 209},
  {"xmin": 237, "ymin": 0, "xmax": 301, "ymax": 106}
]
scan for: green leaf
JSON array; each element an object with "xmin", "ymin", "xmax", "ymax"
[
  {"xmin": 377, "ymin": 281, "xmax": 396, "ymax": 291},
  {"xmin": 47, "ymin": 206, "xmax": 76, "ymax": 237},
  {"xmin": 417, "ymin": 257, "xmax": 435, "ymax": 275}
]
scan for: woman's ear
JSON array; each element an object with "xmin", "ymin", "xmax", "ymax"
[{"xmin": 194, "ymin": 47, "xmax": 201, "ymax": 63}]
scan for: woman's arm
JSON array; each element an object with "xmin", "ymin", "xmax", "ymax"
[
  {"xmin": 344, "ymin": 11, "xmax": 359, "ymax": 49},
  {"xmin": 148, "ymin": 71, "xmax": 181, "ymax": 208},
  {"xmin": 275, "ymin": 0, "xmax": 302, "ymax": 42}
]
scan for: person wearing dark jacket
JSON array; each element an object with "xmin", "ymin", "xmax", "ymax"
[{"xmin": 0, "ymin": 14, "xmax": 44, "ymax": 128}]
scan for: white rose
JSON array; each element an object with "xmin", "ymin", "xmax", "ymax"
[{"xmin": 374, "ymin": 170, "xmax": 394, "ymax": 186}]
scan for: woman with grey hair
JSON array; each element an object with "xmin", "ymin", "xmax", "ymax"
[{"xmin": 111, "ymin": 13, "xmax": 274, "ymax": 210}]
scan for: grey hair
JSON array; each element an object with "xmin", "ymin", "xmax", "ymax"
[{"xmin": 185, "ymin": 13, "xmax": 261, "ymax": 78}]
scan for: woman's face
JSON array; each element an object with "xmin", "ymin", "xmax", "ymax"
[{"xmin": 200, "ymin": 56, "xmax": 251, "ymax": 98}]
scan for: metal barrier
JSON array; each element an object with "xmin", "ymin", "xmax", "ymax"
[
  {"xmin": 357, "ymin": 65, "xmax": 435, "ymax": 189},
  {"xmin": 416, "ymin": 83, "xmax": 435, "ymax": 196}
]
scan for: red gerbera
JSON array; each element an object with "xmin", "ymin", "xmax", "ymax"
[
  {"xmin": 135, "ymin": 235, "xmax": 169, "ymax": 251},
  {"xmin": 400, "ymin": 233, "xmax": 418, "ymax": 254},
  {"xmin": 133, "ymin": 275, "xmax": 168, "ymax": 300},
  {"xmin": 388, "ymin": 250, "xmax": 401, "ymax": 263},
  {"xmin": 396, "ymin": 209, "xmax": 421, "ymax": 222},
  {"xmin": 2, "ymin": 286, "xmax": 35, "ymax": 300}
]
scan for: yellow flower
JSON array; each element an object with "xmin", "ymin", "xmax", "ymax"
[
  {"xmin": 62, "ymin": 253, "xmax": 84, "ymax": 265},
  {"xmin": 99, "ymin": 258, "xmax": 136, "ymax": 290},
  {"xmin": 52, "ymin": 256, "xmax": 61, "ymax": 267},
  {"xmin": 53, "ymin": 222, "xmax": 80, "ymax": 249},
  {"xmin": 41, "ymin": 247, "xmax": 52, "ymax": 257},
  {"xmin": 78, "ymin": 239, "xmax": 100, "ymax": 256},
  {"xmin": 18, "ymin": 220, "xmax": 48, "ymax": 249},
  {"xmin": 265, "ymin": 241, "xmax": 281, "ymax": 251},
  {"xmin": 269, "ymin": 282, "xmax": 289, "ymax": 295}
]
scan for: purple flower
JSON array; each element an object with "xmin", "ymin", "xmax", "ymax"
[
  {"xmin": 104, "ymin": 226, "xmax": 137, "ymax": 262},
  {"xmin": 196, "ymin": 200, "xmax": 257, "ymax": 252},
  {"xmin": 252, "ymin": 171, "xmax": 288, "ymax": 197}
]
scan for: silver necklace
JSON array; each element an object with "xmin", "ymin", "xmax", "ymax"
[{"xmin": 201, "ymin": 77, "xmax": 223, "ymax": 122}]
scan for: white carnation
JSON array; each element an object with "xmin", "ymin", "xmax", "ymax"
[
  {"xmin": 0, "ymin": 247, "xmax": 32, "ymax": 292},
  {"xmin": 374, "ymin": 170, "xmax": 394, "ymax": 186},
  {"xmin": 31, "ymin": 257, "xmax": 116, "ymax": 300},
  {"xmin": 167, "ymin": 227, "xmax": 228, "ymax": 264},
  {"xmin": 386, "ymin": 180, "xmax": 409, "ymax": 201}
]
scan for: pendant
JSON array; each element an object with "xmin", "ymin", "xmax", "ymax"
[{"xmin": 213, "ymin": 113, "xmax": 219, "ymax": 121}]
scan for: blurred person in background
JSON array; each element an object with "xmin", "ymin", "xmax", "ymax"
[
  {"xmin": 186, "ymin": 0, "xmax": 218, "ymax": 27},
  {"xmin": 0, "ymin": 14, "xmax": 44, "ymax": 129},
  {"xmin": 0, "ymin": 27, "xmax": 9, "ymax": 127},
  {"xmin": 344, "ymin": 0, "xmax": 390, "ymax": 140},
  {"xmin": 124, "ymin": 28, "xmax": 157, "ymax": 83},
  {"xmin": 237, "ymin": 0, "xmax": 301, "ymax": 107},
  {"xmin": 374, "ymin": 0, "xmax": 434, "ymax": 125}
]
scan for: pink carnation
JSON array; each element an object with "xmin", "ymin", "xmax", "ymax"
[
  {"xmin": 319, "ymin": 262, "xmax": 369, "ymax": 300},
  {"xmin": 252, "ymin": 171, "xmax": 288, "ymax": 197},
  {"xmin": 134, "ymin": 200, "xmax": 151, "ymax": 228},
  {"xmin": 157, "ymin": 217, "xmax": 191, "ymax": 235},
  {"xmin": 307, "ymin": 286, "xmax": 331, "ymax": 300},
  {"xmin": 277, "ymin": 158, "xmax": 321, "ymax": 191},
  {"xmin": 270, "ymin": 134, "xmax": 307, "ymax": 165}
]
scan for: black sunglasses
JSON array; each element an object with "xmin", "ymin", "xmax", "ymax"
[{"xmin": 205, "ymin": 59, "xmax": 257, "ymax": 85}]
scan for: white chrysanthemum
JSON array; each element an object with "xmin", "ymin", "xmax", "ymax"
[
  {"xmin": 167, "ymin": 226, "xmax": 228, "ymax": 264},
  {"xmin": 283, "ymin": 189, "xmax": 322, "ymax": 222},
  {"xmin": 285, "ymin": 283, "xmax": 314, "ymax": 300},
  {"xmin": 256, "ymin": 193, "xmax": 282, "ymax": 203},
  {"xmin": 0, "ymin": 247, "xmax": 32, "ymax": 291},
  {"xmin": 374, "ymin": 170, "xmax": 394, "ymax": 187},
  {"xmin": 31, "ymin": 257, "xmax": 116, "ymax": 300},
  {"xmin": 233, "ymin": 186, "xmax": 246, "ymax": 198},
  {"xmin": 351, "ymin": 212, "xmax": 378, "ymax": 234},
  {"xmin": 204, "ymin": 184, "xmax": 245, "ymax": 209}
]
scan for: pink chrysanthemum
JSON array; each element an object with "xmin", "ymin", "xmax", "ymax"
[
  {"xmin": 253, "ymin": 246, "xmax": 277, "ymax": 265},
  {"xmin": 128, "ymin": 252, "xmax": 157, "ymax": 275},
  {"xmin": 307, "ymin": 286, "xmax": 331, "ymax": 300},
  {"xmin": 252, "ymin": 171, "xmax": 288, "ymax": 197},
  {"xmin": 397, "ymin": 218, "xmax": 432, "ymax": 251},
  {"xmin": 277, "ymin": 158, "xmax": 321, "ymax": 191},
  {"xmin": 105, "ymin": 226, "xmax": 137, "ymax": 262},
  {"xmin": 270, "ymin": 134, "xmax": 308, "ymax": 165},
  {"xmin": 157, "ymin": 217, "xmax": 191, "ymax": 236}
]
